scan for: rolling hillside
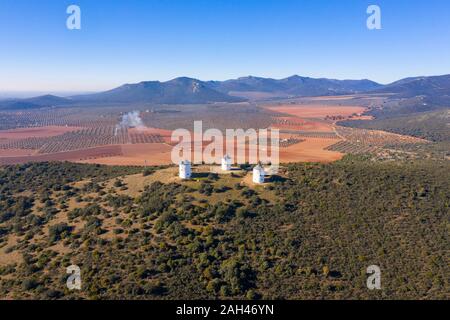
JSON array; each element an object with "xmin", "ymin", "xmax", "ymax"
[
  {"xmin": 0, "ymin": 95, "xmax": 73, "ymax": 110},
  {"xmin": 72, "ymin": 77, "xmax": 245, "ymax": 104},
  {"xmin": 371, "ymin": 74, "xmax": 450, "ymax": 99},
  {"xmin": 0, "ymin": 158, "xmax": 448, "ymax": 299},
  {"xmin": 208, "ymin": 75, "xmax": 382, "ymax": 98},
  {"xmin": 2, "ymin": 74, "xmax": 450, "ymax": 109}
]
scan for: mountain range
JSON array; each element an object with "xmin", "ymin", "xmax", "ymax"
[
  {"xmin": 1, "ymin": 74, "xmax": 449, "ymax": 109},
  {"xmin": 372, "ymin": 75, "xmax": 450, "ymax": 98},
  {"xmin": 72, "ymin": 77, "xmax": 244, "ymax": 104},
  {"xmin": 207, "ymin": 75, "xmax": 382, "ymax": 96}
]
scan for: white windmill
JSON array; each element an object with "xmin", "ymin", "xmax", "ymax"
[
  {"xmin": 179, "ymin": 160, "xmax": 192, "ymax": 179},
  {"xmin": 221, "ymin": 154, "xmax": 232, "ymax": 171},
  {"xmin": 252, "ymin": 164, "xmax": 265, "ymax": 184}
]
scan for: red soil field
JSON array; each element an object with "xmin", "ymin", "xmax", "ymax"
[
  {"xmin": 79, "ymin": 135, "xmax": 343, "ymax": 166},
  {"xmin": 270, "ymin": 117, "xmax": 333, "ymax": 132},
  {"xmin": 0, "ymin": 126, "xmax": 80, "ymax": 140},
  {"xmin": 0, "ymin": 149, "xmax": 36, "ymax": 157},
  {"xmin": 79, "ymin": 143, "xmax": 173, "ymax": 166},
  {"xmin": 128, "ymin": 127, "xmax": 173, "ymax": 143},
  {"xmin": 280, "ymin": 138, "xmax": 344, "ymax": 163},
  {"xmin": 0, "ymin": 102, "xmax": 370, "ymax": 165},
  {"xmin": 265, "ymin": 104, "xmax": 366, "ymax": 119},
  {"xmin": 262, "ymin": 103, "xmax": 368, "ymax": 162}
]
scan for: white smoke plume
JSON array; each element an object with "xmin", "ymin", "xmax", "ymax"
[
  {"xmin": 120, "ymin": 111, "xmax": 145, "ymax": 128},
  {"xmin": 115, "ymin": 111, "xmax": 146, "ymax": 136}
]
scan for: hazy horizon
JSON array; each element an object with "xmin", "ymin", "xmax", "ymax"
[{"xmin": 1, "ymin": 71, "xmax": 450, "ymax": 99}]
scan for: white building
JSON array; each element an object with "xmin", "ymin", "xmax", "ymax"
[
  {"xmin": 179, "ymin": 160, "xmax": 192, "ymax": 179},
  {"xmin": 221, "ymin": 155, "xmax": 232, "ymax": 171},
  {"xmin": 252, "ymin": 164, "xmax": 265, "ymax": 184}
]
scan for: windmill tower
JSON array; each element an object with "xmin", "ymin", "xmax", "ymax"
[
  {"xmin": 252, "ymin": 164, "xmax": 265, "ymax": 184},
  {"xmin": 221, "ymin": 154, "xmax": 232, "ymax": 171},
  {"xmin": 179, "ymin": 160, "xmax": 192, "ymax": 179}
]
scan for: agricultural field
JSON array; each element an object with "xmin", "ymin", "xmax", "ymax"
[
  {"xmin": 0, "ymin": 96, "xmax": 440, "ymax": 165},
  {"xmin": 0, "ymin": 108, "xmax": 118, "ymax": 130}
]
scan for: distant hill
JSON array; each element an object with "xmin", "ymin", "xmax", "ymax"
[
  {"xmin": 208, "ymin": 75, "xmax": 382, "ymax": 98},
  {"xmin": 371, "ymin": 74, "xmax": 450, "ymax": 99},
  {"xmin": 0, "ymin": 95, "xmax": 73, "ymax": 110},
  {"xmin": 340, "ymin": 75, "xmax": 450, "ymax": 142},
  {"xmin": 2, "ymin": 74, "xmax": 450, "ymax": 109},
  {"xmin": 72, "ymin": 77, "xmax": 245, "ymax": 104},
  {"xmin": 24, "ymin": 94, "xmax": 73, "ymax": 106},
  {"xmin": 358, "ymin": 75, "xmax": 450, "ymax": 119}
]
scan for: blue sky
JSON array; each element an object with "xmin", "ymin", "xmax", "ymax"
[{"xmin": 1, "ymin": 0, "xmax": 450, "ymax": 92}]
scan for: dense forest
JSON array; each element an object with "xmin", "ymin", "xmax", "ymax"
[{"xmin": 0, "ymin": 158, "xmax": 448, "ymax": 300}]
